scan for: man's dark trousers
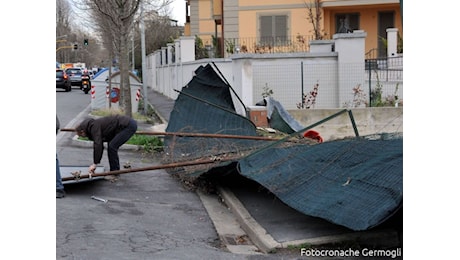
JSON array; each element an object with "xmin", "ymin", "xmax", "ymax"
[{"xmin": 107, "ymin": 118, "xmax": 137, "ymax": 171}]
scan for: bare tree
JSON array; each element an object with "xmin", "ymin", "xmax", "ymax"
[
  {"xmin": 132, "ymin": 1, "xmax": 175, "ymax": 74},
  {"xmin": 304, "ymin": 0, "xmax": 323, "ymax": 40},
  {"xmin": 91, "ymin": 7, "xmax": 118, "ymax": 108},
  {"xmin": 73, "ymin": 0, "xmax": 141, "ymax": 117},
  {"xmin": 72, "ymin": 0, "xmax": 173, "ymax": 117},
  {"xmin": 56, "ymin": 0, "xmax": 73, "ymax": 62},
  {"xmin": 132, "ymin": 12, "xmax": 182, "ymax": 70},
  {"xmin": 98, "ymin": 1, "xmax": 140, "ymax": 117}
]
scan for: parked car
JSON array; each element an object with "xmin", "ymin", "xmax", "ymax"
[
  {"xmin": 56, "ymin": 69, "xmax": 71, "ymax": 92},
  {"xmin": 65, "ymin": 67, "xmax": 83, "ymax": 87}
]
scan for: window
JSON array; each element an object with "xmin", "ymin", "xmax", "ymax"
[
  {"xmin": 335, "ymin": 13, "xmax": 360, "ymax": 33},
  {"xmin": 259, "ymin": 15, "xmax": 288, "ymax": 45}
]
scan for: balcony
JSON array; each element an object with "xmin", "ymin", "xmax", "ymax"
[{"xmin": 222, "ymin": 35, "xmax": 316, "ymax": 56}]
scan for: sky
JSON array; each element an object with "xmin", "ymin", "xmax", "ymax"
[
  {"xmin": 170, "ymin": 0, "xmax": 186, "ymax": 26},
  {"xmin": 69, "ymin": 1, "xmax": 186, "ymax": 29}
]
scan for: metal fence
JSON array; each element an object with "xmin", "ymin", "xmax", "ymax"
[
  {"xmin": 364, "ymin": 56, "xmax": 403, "ymax": 107},
  {"xmin": 251, "ymin": 58, "xmax": 403, "ymax": 110},
  {"xmin": 253, "ymin": 62, "xmax": 338, "ymax": 109},
  {"xmin": 223, "ymin": 35, "xmax": 316, "ymax": 56}
]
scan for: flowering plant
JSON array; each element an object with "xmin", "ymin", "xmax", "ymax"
[
  {"xmin": 342, "ymin": 84, "xmax": 368, "ymax": 108},
  {"xmin": 297, "ymin": 83, "xmax": 319, "ymax": 109}
]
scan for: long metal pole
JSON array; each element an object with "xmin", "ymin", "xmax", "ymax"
[
  {"xmin": 368, "ymin": 61, "xmax": 372, "ymax": 107},
  {"xmin": 61, "ymin": 157, "xmax": 238, "ymax": 181},
  {"xmin": 136, "ymin": 131, "xmax": 279, "ymax": 141},
  {"xmin": 140, "ymin": 4, "xmax": 148, "ymax": 114},
  {"xmin": 131, "ymin": 34, "xmax": 135, "ymax": 72},
  {"xmin": 244, "ymin": 109, "xmax": 357, "ymax": 158},
  {"xmin": 301, "ymin": 61, "xmax": 304, "ymax": 108},
  {"xmin": 60, "ymin": 128, "xmax": 280, "ymax": 141}
]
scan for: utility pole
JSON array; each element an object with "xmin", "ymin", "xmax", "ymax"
[
  {"xmin": 131, "ymin": 34, "xmax": 135, "ymax": 72},
  {"xmin": 140, "ymin": 3, "xmax": 147, "ymax": 114}
]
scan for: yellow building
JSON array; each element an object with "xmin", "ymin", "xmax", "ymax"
[{"xmin": 183, "ymin": 0, "xmax": 402, "ymax": 58}]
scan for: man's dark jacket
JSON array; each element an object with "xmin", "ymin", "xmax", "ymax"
[{"xmin": 77, "ymin": 115, "xmax": 131, "ymax": 164}]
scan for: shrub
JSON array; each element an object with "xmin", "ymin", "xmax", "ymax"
[{"xmin": 126, "ymin": 134, "xmax": 163, "ymax": 152}]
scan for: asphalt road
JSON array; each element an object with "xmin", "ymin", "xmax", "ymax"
[
  {"xmin": 55, "ymin": 88, "xmax": 299, "ymax": 259},
  {"xmin": 56, "ymin": 86, "xmax": 93, "ymax": 127}
]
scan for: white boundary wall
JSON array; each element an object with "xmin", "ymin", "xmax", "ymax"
[{"xmin": 145, "ymin": 30, "xmax": 403, "ymax": 111}]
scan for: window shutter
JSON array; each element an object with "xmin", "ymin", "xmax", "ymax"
[
  {"xmin": 260, "ymin": 15, "xmax": 288, "ymax": 44},
  {"xmin": 274, "ymin": 15, "xmax": 287, "ymax": 39},
  {"xmin": 260, "ymin": 16, "xmax": 272, "ymax": 39}
]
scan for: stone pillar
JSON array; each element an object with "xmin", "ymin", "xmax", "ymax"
[
  {"xmin": 160, "ymin": 47, "xmax": 167, "ymax": 65},
  {"xmin": 174, "ymin": 39, "xmax": 181, "ymax": 64},
  {"xmin": 231, "ymin": 56, "xmax": 253, "ymax": 115},
  {"xmin": 167, "ymin": 43, "xmax": 174, "ymax": 64},
  {"xmin": 155, "ymin": 47, "xmax": 165, "ymax": 93},
  {"xmin": 179, "ymin": 36, "xmax": 195, "ymax": 63},
  {"xmin": 154, "ymin": 50, "xmax": 161, "ymax": 66},
  {"xmin": 333, "ymin": 30, "xmax": 367, "ymax": 107},
  {"xmin": 151, "ymin": 51, "xmax": 162, "ymax": 91},
  {"xmin": 386, "ymin": 28, "xmax": 399, "ymax": 57},
  {"xmin": 144, "ymin": 53, "xmax": 153, "ymax": 90}
]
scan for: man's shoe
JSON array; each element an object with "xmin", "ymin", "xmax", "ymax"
[
  {"xmin": 104, "ymin": 175, "xmax": 119, "ymax": 182},
  {"xmin": 56, "ymin": 189, "xmax": 66, "ymax": 198}
]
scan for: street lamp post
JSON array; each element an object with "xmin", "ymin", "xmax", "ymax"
[{"xmin": 140, "ymin": 4, "xmax": 147, "ymax": 114}]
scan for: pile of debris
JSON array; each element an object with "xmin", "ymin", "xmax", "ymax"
[{"xmin": 161, "ymin": 63, "xmax": 403, "ymax": 231}]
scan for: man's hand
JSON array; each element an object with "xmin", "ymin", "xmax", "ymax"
[{"xmin": 89, "ymin": 164, "xmax": 97, "ymax": 173}]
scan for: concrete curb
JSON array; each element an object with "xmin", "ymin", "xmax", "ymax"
[
  {"xmin": 196, "ymin": 190, "xmax": 263, "ymax": 255},
  {"xmin": 146, "ymin": 101, "xmax": 167, "ymax": 125},
  {"xmin": 217, "ymin": 186, "xmax": 280, "ymax": 253},
  {"xmin": 217, "ymin": 186, "xmax": 401, "ymax": 253}
]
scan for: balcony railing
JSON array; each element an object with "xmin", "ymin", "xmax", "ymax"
[{"xmin": 222, "ymin": 35, "xmax": 316, "ymax": 56}]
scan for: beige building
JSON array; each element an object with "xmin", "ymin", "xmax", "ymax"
[{"xmin": 183, "ymin": 0, "xmax": 402, "ymax": 58}]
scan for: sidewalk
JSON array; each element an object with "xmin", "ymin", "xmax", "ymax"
[
  {"xmin": 57, "ymin": 112, "xmax": 255, "ymax": 259},
  {"xmin": 146, "ymin": 88, "xmax": 403, "ymax": 254}
]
